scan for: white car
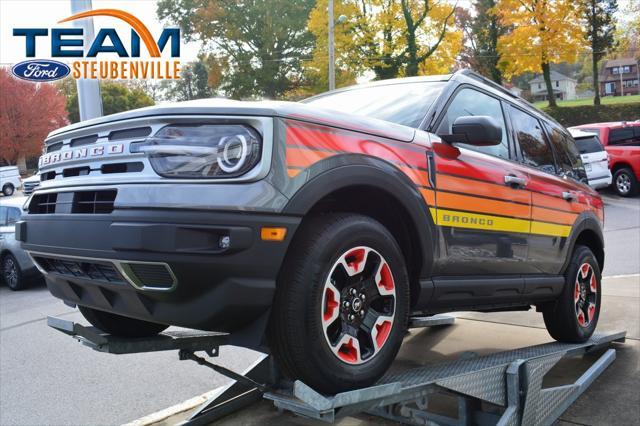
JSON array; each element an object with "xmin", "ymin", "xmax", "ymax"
[
  {"xmin": 0, "ymin": 166, "xmax": 22, "ymax": 196},
  {"xmin": 569, "ymin": 129, "xmax": 612, "ymax": 190}
]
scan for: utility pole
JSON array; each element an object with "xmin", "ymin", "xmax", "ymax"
[
  {"xmin": 619, "ymin": 66, "xmax": 624, "ymax": 97},
  {"xmin": 70, "ymin": 0, "xmax": 103, "ymax": 120},
  {"xmin": 328, "ymin": 0, "xmax": 335, "ymax": 91}
]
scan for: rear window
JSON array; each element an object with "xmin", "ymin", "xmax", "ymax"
[{"xmin": 575, "ymin": 136, "xmax": 604, "ymax": 154}]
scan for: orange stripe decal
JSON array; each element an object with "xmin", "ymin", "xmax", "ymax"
[
  {"xmin": 437, "ymin": 192, "xmax": 530, "ymax": 219},
  {"xmin": 58, "ymin": 9, "xmax": 161, "ymax": 57}
]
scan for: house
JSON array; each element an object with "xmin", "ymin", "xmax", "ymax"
[
  {"xmin": 503, "ymin": 83, "xmax": 523, "ymax": 97},
  {"xmin": 528, "ymin": 71, "xmax": 577, "ymax": 101},
  {"xmin": 599, "ymin": 58, "xmax": 640, "ymax": 97}
]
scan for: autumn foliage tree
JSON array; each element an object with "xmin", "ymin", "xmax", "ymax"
[
  {"xmin": 306, "ymin": 0, "xmax": 461, "ymax": 88},
  {"xmin": 495, "ymin": 0, "xmax": 586, "ymax": 107},
  {"xmin": 0, "ymin": 68, "xmax": 68, "ymax": 170}
]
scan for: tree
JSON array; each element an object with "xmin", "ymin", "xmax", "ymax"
[
  {"xmin": 161, "ymin": 58, "xmax": 216, "ymax": 101},
  {"xmin": 465, "ymin": 0, "xmax": 506, "ymax": 83},
  {"xmin": 306, "ymin": 0, "xmax": 461, "ymax": 84},
  {"xmin": 0, "ymin": 69, "xmax": 68, "ymax": 170},
  {"xmin": 61, "ymin": 80, "xmax": 154, "ymax": 123},
  {"xmin": 157, "ymin": 0, "xmax": 315, "ymax": 99},
  {"xmin": 495, "ymin": 0, "xmax": 586, "ymax": 107},
  {"xmin": 582, "ymin": 0, "xmax": 617, "ymax": 105},
  {"xmin": 611, "ymin": 2, "xmax": 639, "ymax": 60}
]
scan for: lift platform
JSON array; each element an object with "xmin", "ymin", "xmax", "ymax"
[{"xmin": 47, "ymin": 315, "xmax": 625, "ymax": 426}]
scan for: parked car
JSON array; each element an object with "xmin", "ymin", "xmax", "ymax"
[
  {"xmin": 17, "ymin": 70, "xmax": 604, "ymax": 393},
  {"xmin": 570, "ymin": 122, "xmax": 640, "ymax": 197},
  {"xmin": 0, "ymin": 166, "xmax": 22, "ymax": 196},
  {"xmin": 568, "ymin": 129, "xmax": 612, "ymax": 190},
  {"xmin": 1, "ymin": 197, "xmax": 40, "ymax": 290},
  {"xmin": 21, "ymin": 174, "xmax": 41, "ymax": 196}
]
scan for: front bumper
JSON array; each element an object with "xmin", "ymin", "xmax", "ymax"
[{"xmin": 17, "ymin": 208, "xmax": 300, "ymax": 332}]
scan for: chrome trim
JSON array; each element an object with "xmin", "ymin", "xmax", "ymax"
[{"xmin": 25, "ymin": 251, "xmax": 178, "ymax": 292}]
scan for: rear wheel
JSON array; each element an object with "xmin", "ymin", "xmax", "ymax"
[
  {"xmin": 2, "ymin": 184, "xmax": 14, "ymax": 197},
  {"xmin": 612, "ymin": 167, "xmax": 638, "ymax": 197},
  {"xmin": 543, "ymin": 245, "xmax": 601, "ymax": 343},
  {"xmin": 78, "ymin": 305, "xmax": 168, "ymax": 337},
  {"xmin": 269, "ymin": 214, "xmax": 409, "ymax": 393}
]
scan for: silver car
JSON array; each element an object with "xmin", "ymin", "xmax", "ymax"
[{"xmin": 1, "ymin": 197, "xmax": 41, "ymax": 290}]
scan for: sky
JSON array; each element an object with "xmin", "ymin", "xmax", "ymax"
[{"xmin": 0, "ymin": 0, "xmax": 201, "ymax": 65}]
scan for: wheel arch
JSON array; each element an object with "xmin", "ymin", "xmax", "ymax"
[
  {"xmin": 562, "ymin": 213, "xmax": 604, "ymax": 274},
  {"xmin": 283, "ymin": 157, "xmax": 437, "ymax": 308}
]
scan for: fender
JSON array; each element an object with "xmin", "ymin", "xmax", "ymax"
[
  {"xmin": 561, "ymin": 211, "xmax": 605, "ymax": 274},
  {"xmin": 282, "ymin": 154, "xmax": 437, "ymax": 280}
]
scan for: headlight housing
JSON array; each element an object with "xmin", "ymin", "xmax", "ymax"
[{"xmin": 131, "ymin": 124, "xmax": 262, "ymax": 178}]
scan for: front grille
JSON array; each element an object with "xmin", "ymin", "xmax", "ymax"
[
  {"xmin": 33, "ymin": 256, "xmax": 125, "ymax": 284},
  {"xmin": 29, "ymin": 190, "xmax": 116, "ymax": 214}
]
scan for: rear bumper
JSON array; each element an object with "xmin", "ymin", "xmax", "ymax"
[
  {"xmin": 588, "ymin": 174, "xmax": 612, "ymax": 190},
  {"xmin": 17, "ymin": 209, "xmax": 300, "ymax": 332}
]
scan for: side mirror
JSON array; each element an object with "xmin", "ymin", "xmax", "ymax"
[{"xmin": 439, "ymin": 116, "xmax": 502, "ymax": 146}]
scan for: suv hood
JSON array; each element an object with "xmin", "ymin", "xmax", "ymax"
[{"xmin": 48, "ymin": 98, "xmax": 416, "ymax": 143}]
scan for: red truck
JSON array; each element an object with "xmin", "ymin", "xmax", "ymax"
[{"xmin": 571, "ymin": 122, "xmax": 640, "ymax": 197}]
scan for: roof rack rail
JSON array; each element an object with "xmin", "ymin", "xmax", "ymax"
[{"xmin": 457, "ymin": 69, "xmax": 520, "ymax": 100}]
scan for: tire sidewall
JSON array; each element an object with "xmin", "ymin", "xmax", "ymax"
[
  {"xmin": 2, "ymin": 184, "xmax": 14, "ymax": 197},
  {"xmin": 301, "ymin": 217, "xmax": 409, "ymax": 387},
  {"xmin": 3, "ymin": 254, "xmax": 23, "ymax": 290},
  {"xmin": 563, "ymin": 247, "xmax": 602, "ymax": 340}
]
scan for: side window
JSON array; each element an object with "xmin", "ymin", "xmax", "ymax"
[
  {"xmin": 609, "ymin": 128, "xmax": 635, "ymax": 145},
  {"xmin": 0, "ymin": 207, "xmax": 6, "ymax": 227},
  {"xmin": 437, "ymin": 88, "xmax": 510, "ymax": 159},
  {"xmin": 508, "ymin": 106, "xmax": 556, "ymax": 174},
  {"xmin": 544, "ymin": 123, "xmax": 587, "ymax": 182},
  {"xmin": 7, "ymin": 207, "xmax": 21, "ymax": 225}
]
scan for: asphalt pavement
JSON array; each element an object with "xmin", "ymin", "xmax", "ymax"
[{"xmin": 0, "ymin": 191, "xmax": 638, "ymax": 425}]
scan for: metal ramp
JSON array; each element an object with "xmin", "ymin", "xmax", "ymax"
[{"xmin": 47, "ymin": 315, "xmax": 625, "ymax": 426}]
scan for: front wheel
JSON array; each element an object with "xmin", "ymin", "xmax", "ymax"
[
  {"xmin": 612, "ymin": 167, "xmax": 638, "ymax": 197},
  {"xmin": 78, "ymin": 305, "xmax": 168, "ymax": 337},
  {"xmin": 269, "ymin": 214, "xmax": 409, "ymax": 393},
  {"xmin": 543, "ymin": 245, "xmax": 601, "ymax": 343},
  {"xmin": 2, "ymin": 184, "xmax": 14, "ymax": 197},
  {"xmin": 2, "ymin": 254, "xmax": 26, "ymax": 291}
]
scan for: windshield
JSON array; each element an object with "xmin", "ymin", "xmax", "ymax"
[
  {"xmin": 304, "ymin": 82, "xmax": 446, "ymax": 128},
  {"xmin": 575, "ymin": 136, "xmax": 604, "ymax": 154}
]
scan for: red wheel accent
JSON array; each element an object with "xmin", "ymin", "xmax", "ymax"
[
  {"xmin": 338, "ymin": 338, "xmax": 359, "ymax": 363},
  {"xmin": 590, "ymin": 274, "xmax": 597, "ymax": 293},
  {"xmin": 374, "ymin": 320, "xmax": 392, "ymax": 348},
  {"xmin": 324, "ymin": 287, "xmax": 339, "ymax": 322},
  {"xmin": 345, "ymin": 248, "xmax": 366, "ymax": 275},
  {"xmin": 574, "ymin": 281, "xmax": 580, "ymax": 303},
  {"xmin": 577, "ymin": 311, "xmax": 586, "ymax": 326},
  {"xmin": 581, "ymin": 264, "xmax": 590, "ymax": 276},
  {"xmin": 377, "ymin": 262, "xmax": 394, "ymax": 292}
]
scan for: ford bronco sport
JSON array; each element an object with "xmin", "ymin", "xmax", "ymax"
[{"xmin": 18, "ymin": 70, "xmax": 604, "ymax": 393}]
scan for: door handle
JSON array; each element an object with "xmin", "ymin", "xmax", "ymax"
[
  {"xmin": 563, "ymin": 191, "xmax": 577, "ymax": 202},
  {"xmin": 504, "ymin": 175, "xmax": 527, "ymax": 188}
]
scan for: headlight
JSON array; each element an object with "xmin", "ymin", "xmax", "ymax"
[{"xmin": 131, "ymin": 124, "xmax": 261, "ymax": 178}]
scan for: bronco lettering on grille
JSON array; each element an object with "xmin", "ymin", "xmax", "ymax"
[{"xmin": 39, "ymin": 143, "xmax": 125, "ymax": 167}]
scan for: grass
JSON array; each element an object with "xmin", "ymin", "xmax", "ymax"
[{"xmin": 533, "ymin": 94, "xmax": 640, "ymax": 108}]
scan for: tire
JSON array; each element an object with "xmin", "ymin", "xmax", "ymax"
[
  {"xmin": 543, "ymin": 245, "xmax": 601, "ymax": 343},
  {"xmin": 269, "ymin": 214, "xmax": 410, "ymax": 393},
  {"xmin": 612, "ymin": 167, "xmax": 638, "ymax": 197},
  {"xmin": 2, "ymin": 184, "xmax": 14, "ymax": 197},
  {"xmin": 78, "ymin": 305, "xmax": 168, "ymax": 337},
  {"xmin": 2, "ymin": 254, "xmax": 26, "ymax": 291}
]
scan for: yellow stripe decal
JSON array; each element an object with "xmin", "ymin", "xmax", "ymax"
[
  {"xmin": 431, "ymin": 208, "xmax": 570, "ymax": 237},
  {"xmin": 530, "ymin": 221, "xmax": 571, "ymax": 237}
]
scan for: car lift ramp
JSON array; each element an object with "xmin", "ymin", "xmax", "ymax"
[{"xmin": 47, "ymin": 315, "xmax": 625, "ymax": 426}]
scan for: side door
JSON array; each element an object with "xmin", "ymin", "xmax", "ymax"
[
  {"xmin": 507, "ymin": 106, "xmax": 585, "ymax": 275},
  {"xmin": 430, "ymin": 87, "xmax": 534, "ymax": 277}
]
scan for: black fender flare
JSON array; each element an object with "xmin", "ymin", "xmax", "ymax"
[
  {"xmin": 561, "ymin": 211, "xmax": 605, "ymax": 274},
  {"xmin": 282, "ymin": 154, "xmax": 437, "ymax": 279}
]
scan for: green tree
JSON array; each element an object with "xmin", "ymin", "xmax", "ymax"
[
  {"xmin": 583, "ymin": 0, "xmax": 617, "ymax": 105},
  {"xmin": 469, "ymin": 0, "xmax": 505, "ymax": 83},
  {"xmin": 60, "ymin": 80, "xmax": 154, "ymax": 123},
  {"xmin": 161, "ymin": 59, "xmax": 215, "ymax": 101},
  {"xmin": 157, "ymin": 0, "xmax": 315, "ymax": 99}
]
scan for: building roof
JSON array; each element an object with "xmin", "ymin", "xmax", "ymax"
[
  {"xmin": 529, "ymin": 71, "xmax": 575, "ymax": 84},
  {"xmin": 602, "ymin": 58, "xmax": 638, "ymax": 68}
]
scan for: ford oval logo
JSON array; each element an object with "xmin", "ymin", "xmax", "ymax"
[{"xmin": 11, "ymin": 60, "xmax": 70, "ymax": 82}]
